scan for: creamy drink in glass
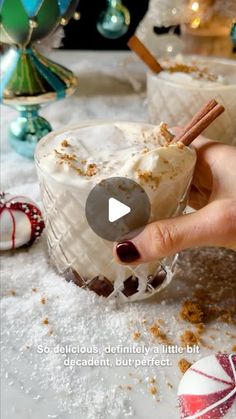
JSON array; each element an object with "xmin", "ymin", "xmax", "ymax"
[
  {"xmin": 147, "ymin": 57, "xmax": 236, "ymax": 145},
  {"xmin": 35, "ymin": 121, "xmax": 196, "ymax": 302}
]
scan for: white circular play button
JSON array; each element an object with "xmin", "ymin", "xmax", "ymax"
[
  {"xmin": 108, "ymin": 198, "xmax": 131, "ymax": 223},
  {"xmin": 85, "ymin": 177, "xmax": 151, "ymax": 242}
]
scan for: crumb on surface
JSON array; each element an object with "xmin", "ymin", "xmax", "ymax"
[
  {"xmin": 178, "ymin": 358, "xmax": 192, "ymax": 374},
  {"xmin": 180, "ymin": 301, "xmax": 204, "ymax": 324},
  {"xmin": 42, "ymin": 317, "xmax": 49, "ymax": 325},
  {"xmin": 133, "ymin": 331, "xmax": 141, "ymax": 340},
  {"xmin": 9, "ymin": 290, "xmax": 16, "ymax": 296},
  {"xmin": 217, "ymin": 309, "xmax": 235, "ymax": 324},
  {"xmin": 32, "ymin": 288, "xmax": 37, "ymax": 292},
  {"xmin": 40, "ymin": 297, "xmax": 46, "ymax": 304},
  {"xmin": 149, "ymin": 324, "xmax": 171, "ymax": 344},
  {"xmin": 196, "ymin": 323, "xmax": 205, "ymax": 335},
  {"xmin": 225, "ymin": 331, "xmax": 236, "ymax": 338},
  {"xmin": 180, "ymin": 330, "xmax": 200, "ymax": 347}
]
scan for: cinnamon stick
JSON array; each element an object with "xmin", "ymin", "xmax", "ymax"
[
  {"xmin": 172, "ymin": 100, "xmax": 225, "ymax": 146},
  {"xmin": 127, "ymin": 35, "xmax": 163, "ymax": 74},
  {"xmin": 173, "ymin": 99, "xmax": 218, "ymax": 143}
]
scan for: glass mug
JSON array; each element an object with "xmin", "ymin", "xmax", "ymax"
[
  {"xmin": 35, "ymin": 121, "xmax": 196, "ymax": 302},
  {"xmin": 147, "ymin": 57, "xmax": 236, "ymax": 145}
]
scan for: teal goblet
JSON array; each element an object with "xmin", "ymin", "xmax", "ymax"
[{"xmin": 0, "ymin": 0, "xmax": 79, "ymax": 158}]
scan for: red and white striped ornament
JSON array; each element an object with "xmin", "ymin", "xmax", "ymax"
[
  {"xmin": 178, "ymin": 353, "xmax": 236, "ymax": 419},
  {"xmin": 0, "ymin": 192, "xmax": 45, "ymax": 251}
]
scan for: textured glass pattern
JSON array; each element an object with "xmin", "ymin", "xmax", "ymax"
[{"xmin": 147, "ymin": 62, "xmax": 236, "ymax": 145}]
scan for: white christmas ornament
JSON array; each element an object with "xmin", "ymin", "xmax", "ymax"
[
  {"xmin": 135, "ymin": 0, "xmax": 188, "ymax": 56},
  {"xmin": 0, "ymin": 193, "xmax": 45, "ymax": 251},
  {"xmin": 178, "ymin": 353, "xmax": 236, "ymax": 419}
]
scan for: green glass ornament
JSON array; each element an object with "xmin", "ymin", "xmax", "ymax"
[
  {"xmin": 97, "ymin": 0, "xmax": 130, "ymax": 39},
  {"xmin": 230, "ymin": 22, "xmax": 236, "ymax": 52},
  {"xmin": 0, "ymin": 0, "xmax": 79, "ymax": 159}
]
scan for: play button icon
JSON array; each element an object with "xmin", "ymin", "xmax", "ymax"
[
  {"xmin": 85, "ymin": 177, "xmax": 151, "ymax": 242},
  {"xmin": 108, "ymin": 198, "xmax": 131, "ymax": 223}
]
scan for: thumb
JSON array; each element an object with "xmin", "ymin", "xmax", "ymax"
[{"xmin": 114, "ymin": 199, "xmax": 236, "ymax": 264}]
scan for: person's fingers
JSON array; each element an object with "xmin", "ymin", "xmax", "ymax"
[
  {"xmin": 114, "ymin": 199, "xmax": 236, "ymax": 264},
  {"xmin": 189, "ymin": 184, "xmax": 210, "ymax": 210}
]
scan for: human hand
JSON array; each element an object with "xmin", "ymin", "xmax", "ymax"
[{"xmin": 114, "ymin": 136, "xmax": 236, "ymax": 264}]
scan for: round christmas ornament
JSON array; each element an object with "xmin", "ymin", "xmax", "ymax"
[
  {"xmin": 178, "ymin": 353, "xmax": 236, "ymax": 419},
  {"xmin": 0, "ymin": 192, "xmax": 45, "ymax": 251},
  {"xmin": 97, "ymin": 0, "xmax": 130, "ymax": 39},
  {"xmin": 0, "ymin": 0, "xmax": 79, "ymax": 159}
]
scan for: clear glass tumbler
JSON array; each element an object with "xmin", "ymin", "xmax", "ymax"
[
  {"xmin": 147, "ymin": 57, "xmax": 236, "ymax": 145},
  {"xmin": 35, "ymin": 121, "xmax": 196, "ymax": 302}
]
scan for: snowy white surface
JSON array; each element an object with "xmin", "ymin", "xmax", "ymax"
[{"xmin": 1, "ymin": 51, "xmax": 236, "ymax": 419}]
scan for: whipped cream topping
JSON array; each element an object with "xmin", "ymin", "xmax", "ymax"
[
  {"xmin": 38, "ymin": 123, "xmax": 173, "ymax": 181},
  {"xmin": 158, "ymin": 56, "xmax": 227, "ymax": 87}
]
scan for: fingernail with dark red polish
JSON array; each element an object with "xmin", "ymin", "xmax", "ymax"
[{"xmin": 116, "ymin": 241, "xmax": 140, "ymax": 263}]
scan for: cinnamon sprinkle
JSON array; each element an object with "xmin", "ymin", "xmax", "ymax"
[
  {"xmin": 159, "ymin": 122, "xmax": 174, "ymax": 143},
  {"xmin": 61, "ymin": 139, "xmax": 70, "ymax": 147},
  {"xmin": 142, "ymin": 123, "xmax": 173, "ymax": 146},
  {"xmin": 55, "ymin": 149, "xmax": 98, "ymax": 177},
  {"xmin": 86, "ymin": 163, "xmax": 97, "ymax": 177},
  {"xmin": 137, "ymin": 170, "xmax": 160, "ymax": 187},
  {"xmin": 166, "ymin": 63, "xmax": 218, "ymax": 81},
  {"xmin": 54, "ymin": 150, "xmax": 77, "ymax": 162}
]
